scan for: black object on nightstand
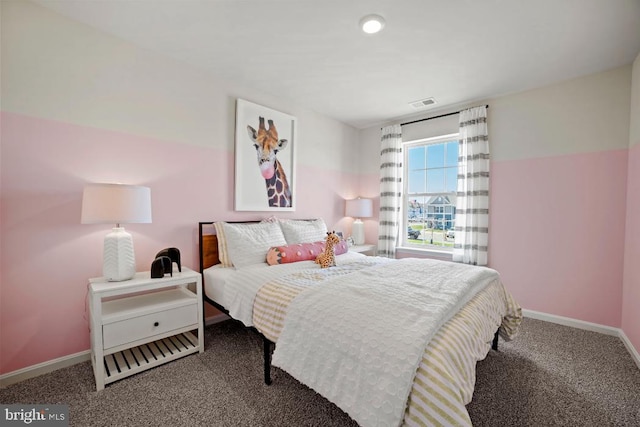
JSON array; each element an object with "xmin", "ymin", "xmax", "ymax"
[
  {"xmin": 151, "ymin": 256, "xmax": 173, "ymax": 278},
  {"xmin": 156, "ymin": 247, "xmax": 181, "ymax": 272}
]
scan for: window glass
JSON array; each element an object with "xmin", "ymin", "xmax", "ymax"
[
  {"xmin": 408, "ymin": 146, "xmax": 425, "ymax": 169},
  {"xmin": 445, "ymin": 141, "xmax": 458, "ymax": 166},
  {"xmin": 426, "ymin": 169, "xmax": 445, "ymax": 193},
  {"xmin": 408, "ymin": 169, "xmax": 426, "ymax": 194},
  {"xmin": 403, "ymin": 134, "xmax": 459, "ymax": 251},
  {"xmin": 426, "ymin": 144, "xmax": 444, "ymax": 168},
  {"xmin": 445, "ymin": 167, "xmax": 458, "ymax": 192}
]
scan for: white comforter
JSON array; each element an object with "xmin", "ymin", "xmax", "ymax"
[
  {"xmin": 221, "ymin": 252, "xmax": 367, "ymax": 327},
  {"xmin": 271, "ymin": 258, "xmax": 499, "ymax": 427}
]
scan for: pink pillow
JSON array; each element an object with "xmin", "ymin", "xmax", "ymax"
[
  {"xmin": 266, "ymin": 240, "xmax": 348, "ymax": 265},
  {"xmin": 333, "ymin": 239, "xmax": 348, "ymax": 255}
]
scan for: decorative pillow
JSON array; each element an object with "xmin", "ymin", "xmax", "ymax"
[
  {"xmin": 213, "ymin": 222, "xmax": 232, "ymax": 267},
  {"xmin": 279, "ymin": 219, "xmax": 328, "ymax": 244},
  {"xmin": 222, "ymin": 221, "xmax": 287, "ymax": 268},
  {"xmin": 266, "ymin": 239, "xmax": 349, "ymax": 266},
  {"xmin": 334, "ymin": 239, "xmax": 349, "ymax": 255}
]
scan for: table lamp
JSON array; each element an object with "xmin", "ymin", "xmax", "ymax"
[
  {"xmin": 345, "ymin": 198, "xmax": 372, "ymax": 245},
  {"xmin": 81, "ymin": 183, "xmax": 152, "ymax": 281}
]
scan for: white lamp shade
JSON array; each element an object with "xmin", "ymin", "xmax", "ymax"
[
  {"xmin": 81, "ymin": 183, "xmax": 152, "ymax": 281},
  {"xmin": 345, "ymin": 198, "xmax": 373, "ymax": 219},
  {"xmin": 81, "ymin": 183, "xmax": 152, "ymax": 225}
]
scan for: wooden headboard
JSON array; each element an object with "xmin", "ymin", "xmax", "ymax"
[
  {"xmin": 198, "ymin": 222, "xmax": 217, "ymax": 272},
  {"xmin": 199, "ymin": 222, "xmax": 220, "ymax": 272}
]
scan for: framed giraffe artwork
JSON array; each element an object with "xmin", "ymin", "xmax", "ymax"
[{"xmin": 234, "ymin": 99, "xmax": 297, "ymax": 211}]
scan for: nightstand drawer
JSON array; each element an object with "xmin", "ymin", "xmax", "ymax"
[{"xmin": 103, "ymin": 303, "xmax": 197, "ymax": 349}]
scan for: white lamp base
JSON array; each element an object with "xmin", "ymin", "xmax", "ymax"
[
  {"xmin": 103, "ymin": 227, "xmax": 136, "ymax": 281},
  {"xmin": 352, "ymin": 219, "xmax": 365, "ymax": 245}
]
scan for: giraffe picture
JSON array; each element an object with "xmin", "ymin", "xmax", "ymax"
[{"xmin": 234, "ymin": 99, "xmax": 297, "ymax": 211}]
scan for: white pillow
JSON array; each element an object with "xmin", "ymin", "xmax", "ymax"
[
  {"xmin": 221, "ymin": 221, "xmax": 287, "ymax": 268},
  {"xmin": 279, "ymin": 219, "xmax": 328, "ymax": 244},
  {"xmin": 213, "ymin": 222, "xmax": 232, "ymax": 267}
]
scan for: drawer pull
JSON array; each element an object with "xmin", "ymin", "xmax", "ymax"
[{"xmin": 154, "ymin": 322, "xmax": 159, "ymax": 327}]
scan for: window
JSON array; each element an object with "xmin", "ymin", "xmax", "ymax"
[{"xmin": 403, "ymin": 133, "xmax": 459, "ymax": 251}]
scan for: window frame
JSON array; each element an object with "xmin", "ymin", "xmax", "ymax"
[{"xmin": 400, "ymin": 132, "xmax": 459, "ymax": 254}]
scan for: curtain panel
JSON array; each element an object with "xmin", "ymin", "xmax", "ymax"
[
  {"xmin": 377, "ymin": 125, "xmax": 403, "ymax": 258},
  {"xmin": 453, "ymin": 106, "xmax": 490, "ymax": 266}
]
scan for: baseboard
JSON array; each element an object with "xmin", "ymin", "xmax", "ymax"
[
  {"xmin": 522, "ymin": 309, "xmax": 620, "ymax": 336},
  {"xmin": 523, "ymin": 309, "xmax": 640, "ymax": 369},
  {"xmin": 0, "ymin": 350, "xmax": 91, "ymax": 389},
  {"xmin": 619, "ymin": 329, "xmax": 640, "ymax": 370}
]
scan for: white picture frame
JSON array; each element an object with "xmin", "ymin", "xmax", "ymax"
[{"xmin": 234, "ymin": 99, "xmax": 297, "ymax": 211}]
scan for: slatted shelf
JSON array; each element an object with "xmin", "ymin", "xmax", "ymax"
[{"xmin": 103, "ymin": 331, "xmax": 198, "ymax": 384}]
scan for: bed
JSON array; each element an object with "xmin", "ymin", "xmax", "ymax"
[{"xmin": 198, "ymin": 219, "xmax": 522, "ymax": 427}]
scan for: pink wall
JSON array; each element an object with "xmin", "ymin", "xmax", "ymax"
[
  {"xmin": 0, "ymin": 112, "xmax": 358, "ymax": 374},
  {"xmin": 360, "ymin": 149, "xmax": 630, "ymax": 328},
  {"xmin": 376, "ymin": 147, "xmax": 629, "ymax": 328},
  {"xmin": 490, "ymin": 150, "xmax": 628, "ymax": 327},
  {"xmin": 622, "ymin": 143, "xmax": 640, "ymax": 351}
]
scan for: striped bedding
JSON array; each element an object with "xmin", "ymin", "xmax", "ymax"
[{"xmin": 251, "ymin": 256, "xmax": 522, "ymax": 427}]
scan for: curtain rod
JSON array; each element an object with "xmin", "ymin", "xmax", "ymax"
[{"xmin": 400, "ymin": 104, "xmax": 489, "ymax": 127}]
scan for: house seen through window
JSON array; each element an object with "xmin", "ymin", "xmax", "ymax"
[{"xmin": 403, "ymin": 133, "xmax": 459, "ymax": 251}]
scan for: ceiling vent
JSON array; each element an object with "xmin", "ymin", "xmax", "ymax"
[{"xmin": 409, "ymin": 97, "xmax": 436, "ymax": 109}]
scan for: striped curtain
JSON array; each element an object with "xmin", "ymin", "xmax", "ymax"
[
  {"xmin": 453, "ymin": 106, "xmax": 489, "ymax": 266},
  {"xmin": 377, "ymin": 125, "xmax": 403, "ymax": 258}
]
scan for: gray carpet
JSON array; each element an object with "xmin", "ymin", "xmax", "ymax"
[{"xmin": 1, "ymin": 318, "xmax": 639, "ymax": 426}]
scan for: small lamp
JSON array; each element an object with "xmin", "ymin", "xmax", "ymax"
[
  {"xmin": 81, "ymin": 183, "xmax": 152, "ymax": 281},
  {"xmin": 345, "ymin": 198, "xmax": 373, "ymax": 245}
]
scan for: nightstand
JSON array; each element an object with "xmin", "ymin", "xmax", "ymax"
[
  {"xmin": 88, "ymin": 268, "xmax": 203, "ymax": 391},
  {"xmin": 350, "ymin": 244, "xmax": 377, "ymax": 256}
]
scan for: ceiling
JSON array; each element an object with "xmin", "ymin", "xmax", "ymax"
[{"xmin": 32, "ymin": 0, "xmax": 640, "ymax": 129}]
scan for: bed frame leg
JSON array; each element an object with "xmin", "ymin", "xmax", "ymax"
[
  {"xmin": 263, "ymin": 336, "xmax": 274, "ymax": 385},
  {"xmin": 492, "ymin": 329, "xmax": 499, "ymax": 351}
]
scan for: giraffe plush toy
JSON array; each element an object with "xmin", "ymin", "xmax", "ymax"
[{"xmin": 315, "ymin": 231, "xmax": 340, "ymax": 268}]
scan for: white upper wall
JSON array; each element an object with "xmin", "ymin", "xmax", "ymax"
[
  {"xmin": 490, "ymin": 65, "xmax": 631, "ymax": 162},
  {"xmin": 358, "ymin": 64, "xmax": 632, "ymax": 168},
  {"xmin": 3, "ymin": 1, "xmax": 632, "ymax": 174},
  {"xmin": 1, "ymin": 0, "xmax": 360, "ymax": 171}
]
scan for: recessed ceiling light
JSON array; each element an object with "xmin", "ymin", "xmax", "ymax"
[{"xmin": 360, "ymin": 14, "xmax": 385, "ymax": 34}]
